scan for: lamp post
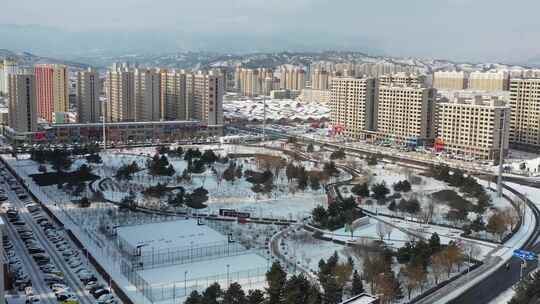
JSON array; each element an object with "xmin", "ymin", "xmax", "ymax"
[
  {"xmin": 226, "ymin": 264, "xmax": 230, "ymax": 287},
  {"xmin": 184, "ymin": 270, "xmax": 188, "ymax": 297}
]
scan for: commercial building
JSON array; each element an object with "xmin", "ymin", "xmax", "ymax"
[
  {"xmin": 375, "ymin": 84, "xmax": 437, "ymax": 146},
  {"xmin": 76, "ymin": 68, "xmax": 101, "ymax": 123},
  {"xmin": 437, "ymin": 95, "xmax": 510, "ymax": 160},
  {"xmin": 433, "ymin": 71, "xmax": 468, "ymax": 90},
  {"xmin": 34, "ymin": 64, "xmax": 69, "ymax": 122},
  {"xmin": 270, "ymin": 89, "xmax": 301, "ymax": 100},
  {"xmin": 5, "ymin": 120, "xmax": 222, "ymax": 146},
  {"xmin": 134, "ymin": 68, "xmax": 160, "ymax": 121},
  {"xmin": 7, "ymin": 73, "xmax": 38, "ymax": 134},
  {"xmin": 509, "ymin": 78, "xmax": 540, "ymax": 149},
  {"xmin": 160, "ymin": 69, "xmax": 188, "ymax": 120},
  {"xmin": 329, "ymin": 77, "xmax": 377, "ymax": 139},
  {"xmin": 468, "ymin": 71, "xmax": 509, "ymax": 91}
]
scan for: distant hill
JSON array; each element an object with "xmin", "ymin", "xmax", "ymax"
[{"xmin": 0, "ymin": 49, "xmax": 89, "ymax": 69}]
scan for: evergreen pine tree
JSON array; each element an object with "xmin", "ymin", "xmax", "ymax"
[{"xmin": 351, "ymin": 270, "xmax": 364, "ymax": 295}]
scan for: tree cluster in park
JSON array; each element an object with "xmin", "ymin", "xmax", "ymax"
[
  {"xmin": 351, "ymin": 183, "xmax": 370, "ymax": 197},
  {"xmin": 222, "ymin": 161, "xmax": 243, "ymax": 183},
  {"xmin": 396, "ymin": 234, "xmax": 441, "ymax": 267},
  {"xmin": 165, "ymin": 186, "xmax": 209, "ymax": 209},
  {"xmin": 371, "ymin": 182, "xmax": 390, "ymax": 201},
  {"xmin": 430, "ymin": 242, "xmax": 465, "ymax": 283},
  {"xmin": 143, "ymin": 183, "xmax": 169, "ymax": 198},
  {"xmin": 430, "ymin": 165, "xmax": 491, "ymax": 213},
  {"xmin": 185, "ymin": 262, "xmax": 320, "ymax": 304},
  {"xmin": 389, "ymin": 197, "xmax": 421, "ymax": 215},
  {"xmin": 317, "ymin": 252, "xmax": 355, "ymax": 304},
  {"xmin": 183, "ymin": 148, "xmax": 223, "ymax": 174},
  {"xmin": 157, "ymin": 145, "xmax": 184, "ymax": 158},
  {"xmin": 244, "ymin": 169, "xmax": 275, "ymax": 194},
  {"xmin": 286, "ymin": 163, "xmax": 325, "ymax": 191},
  {"xmin": 148, "ymin": 153, "xmax": 176, "ymax": 176},
  {"xmin": 363, "ymin": 249, "xmax": 403, "ymax": 303},
  {"xmin": 115, "ymin": 161, "xmax": 140, "ymax": 180},
  {"xmin": 393, "ymin": 180, "xmax": 411, "ymax": 192},
  {"xmin": 312, "ymin": 196, "xmax": 363, "ymax": 230},
  {"xmin": 330, "ymin": 148, "xmax": 346, "ymax": 160}
]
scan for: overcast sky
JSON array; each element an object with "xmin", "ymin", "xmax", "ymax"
[{"xmin": 2, "ymin": 0, "xmax": 539, "ymax": 62}]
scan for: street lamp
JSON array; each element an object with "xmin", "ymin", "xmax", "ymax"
[
  {"xmin": 184, "ymin": 270, "xmax": 188, "ymax": 297},
  {"xmin": 226, "ymin": 264, "xmax": 230, "ymax": 287}
]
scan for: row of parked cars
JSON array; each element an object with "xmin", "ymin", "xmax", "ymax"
[{"xmin": 1, "ymin": 165, "xmax": 119, "ymax": 304}]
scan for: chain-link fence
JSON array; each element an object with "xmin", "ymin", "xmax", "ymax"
[
  {"xmin": 131, "ymin": 242, "xmax": 250, "ymax": 270},
  {"xmin": 121, "ymin": 260, "xmax": 268, "ymax": 303}
]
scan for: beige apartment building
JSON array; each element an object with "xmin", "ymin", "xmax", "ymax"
[
  {"xmin": 160, "ymin": 69, "xmax": 188, "ymax": 120},
  {"xmin": 433, "ymin": 71, "xmax": 468, "ymax": 90},
  {"xmin": 105, "ymin": 67, "xmax": 135, "ymax": 122},
  {"xmin": 8, "ymin": 73, "xmax": 37, "ymax": 133},
  {"xmin": 134, "ymin": 68, "xmax": 160, "ymax": 121},
  {"xmin": 311, "ymin": 68, "xmax": 330, "ymax": 90},
  {"xmin": 509, "ymin": 78, "xmax": 540, "ymax": 149},
  {"xmin": 468, "ymin": 71, "xmax": 509, "ymax": 91},
  {"xmin": 437, "ymin": 96, "xmax": 510, "ymax": 160},
  {"xmin": 379, "ymin": 73, "xmax": 426, "ymax": 87},
  {"xmin": 329, "ymin": 77, "xmax": 377, "ymax": 139},
  {"xmin": 375, "ymin": 84, "xmax": 437, "ymax": 145},
  {"xmin": 235, "ymin": 67, "xmax": 274, "ymax": 97},
  {"xmin": 189, "ymin": 71, "xmax": 224, "ymax": 125},
  {"xmin": 280, "ymin": 67, "xmax": 306, "ymax": 90},
  {"xmin": 76, "ymin": 68, "xmax": 101, "ymax": 123}
]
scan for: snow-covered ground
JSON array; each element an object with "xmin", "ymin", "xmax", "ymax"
[
  {"xmin": 224, "ymin": 96, "xmax": 329, "ymax": 121},
  {"xmin": 117, "ymin": 219, "xmax": 229, "ymax": 253}
]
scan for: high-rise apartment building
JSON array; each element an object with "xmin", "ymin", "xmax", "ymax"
[
  {"xmin": 379, "ymin": 73, "xmax": 426, "ymax": 87},
  {"xmin": 468, "ymin": 71, "xmax": 509, "ymax": 91},
  {"xmin": 311, "ymin": 68, "xmax": 330, "ymax": 90},
  {"xmin": 7, "ymin": 73, "xmax": 37, "ymax": 133},
  {"xmin": 0, "ymin": 59, "xmax": 18, "ymax": 95},
  {"xmin": 509, "ymin": 78, "xmax": 540, "ymax": 149},
  {"xmin": 105, "ymin": 66, "xmax": 135, "ymax": 122},
  {"xmin": 376, "ymin": 84, "xmax": 437, "ymax": 145},
  {"xmin": 160, "ymin": 69, "xmax": 188, "ymax": 120},
  {"xmin": 329, "ymin": 77, "xmax": 377, "ymax": 139},
  {"xmin": 437, "ymin": 95, "xmax": 510, "ymax": 160},
  {"xmin": 235, "ymin": 68, "xmax": 274, "ymax": 97},
  {"xmin": 134, "ymin": 68, "xmax": 160, "ymax": 121},
  {"xmin": 188, "ymin": 71, "xmax": 224, "ymax": 125},
  {"xmin": 34, "ymin": 64, "xmax": 69, "ymax": 122},
  {"xmin": 280, "ymin": 67, "xmax": 305, "ymax": 90},
  {"xmin": 433, "ymin": 71, "xmax": 468, "ymax": 90},
  {"xmin": 76, "ymin": 68, "xmax": 102, "ymax": 123}
]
